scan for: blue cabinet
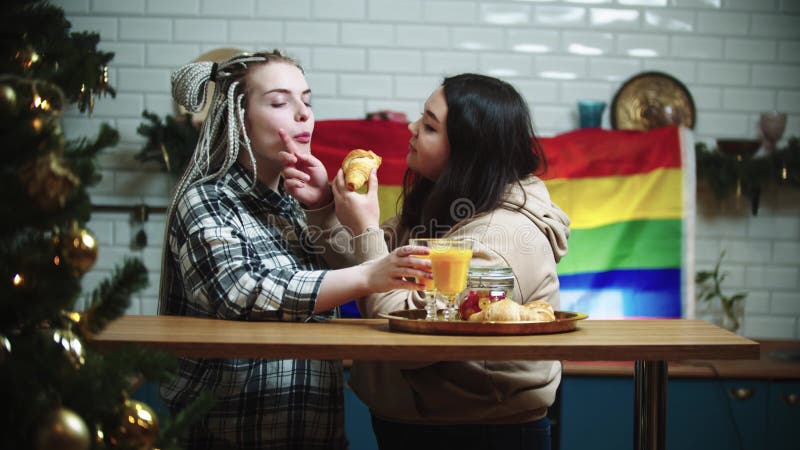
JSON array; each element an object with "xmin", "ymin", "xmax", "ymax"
[
  {"xmin": 559, "ymin": 376, "xmax": 798, "ymax": 450},
  {"xmin": 559, "ymin": 376, "xmax": 633, "ymax": 450},
  {"xmin": 344, "ymin": 371, "xmax": 379, "ymax": 450},
  {"xmin": 767, "ymin": 381, "xmax": 800, "ymax": 450},
  {"xmin": 667, "ymin": 379, "xmax": 767, "ymax": 450},
  {"xmin": 132, "ymin": 374, "xmax": 799, "ymax": 450}
]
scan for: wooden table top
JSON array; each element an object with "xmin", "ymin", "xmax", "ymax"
[
  {"xmin": 564, "ymin": 339, "xmax": 800, "ymax": 379},
  {"xmin": 89, "ymin": 315, "xmax": 759, "ymax": 362}
]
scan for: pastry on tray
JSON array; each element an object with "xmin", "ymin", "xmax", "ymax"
[{"xmin": 467, "ymin": 299, "xmax": 555, "ymax": 323}]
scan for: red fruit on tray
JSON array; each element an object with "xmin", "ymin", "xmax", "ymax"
[
  {"xmin": 459, "ymin": 291, "xmax": 481, "ymax": 320},
  {"xmin": 459, "ymin": 290, "xmax": 508, "ymax": 320}
]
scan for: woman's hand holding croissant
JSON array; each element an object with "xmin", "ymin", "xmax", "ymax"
[{"xmin": 331, "ymin": 167, "xmax": 380, "ymax": 236}]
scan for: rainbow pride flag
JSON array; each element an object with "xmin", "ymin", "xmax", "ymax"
[{"xmin": 313, "ymin": 120, "xmax": 695, "ymax": 319}]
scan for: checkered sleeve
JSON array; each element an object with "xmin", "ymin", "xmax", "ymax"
[{"xmin": 175, "ymin": 186, "xmax": 327, "ymax": 322}]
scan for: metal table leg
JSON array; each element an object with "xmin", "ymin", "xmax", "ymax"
[{"xmin": 634, "ymin": 360, "xmax": 668, "ymax": 450}]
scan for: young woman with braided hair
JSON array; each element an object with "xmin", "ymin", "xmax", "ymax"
[{"xmin": 159, "ymin": 50, "xmax": 431, "ymax": 449}]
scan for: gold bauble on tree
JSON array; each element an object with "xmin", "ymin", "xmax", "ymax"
[
  {"xmin": 30, "ymin": 79, "xmax": 67, "ymax": 115},
  {"xmin": 15, "ymin": 45, "xmax": 40, "ymax": 71},
  {"xmin": 53, "ymin": 223, "xmax": 98, "ymax": 275},
  {"xmin": 34, "ymin": 407, "xmax": 90, "ymax": 450},
  {"xmin": 62, "ymin": 310, "xmax": 91, "ymax": 338},
  {"xmin": 20, "ymin": 152, "xmax": 80, "ymax": 212},
  {"xmin": 50, "ymin": 327, "xmax": 86, "ymax": 369},
  {"xmin": 0, "ymin": 82, "xmax": 18, "ymax": 117},
  {"xmin": 93, "ymin": 423, "xmax": 109, "ymax": 450},
  {"xmin": 0, "ymin": 334, "xmax": 11, "ymax": 363},
  {"xmin": 107, "ymin": 399, "xmax": 159, "ymax": 450},
  {"xmin": 0, "ymin": 76, "xmax": 66, "ymax": 117}
]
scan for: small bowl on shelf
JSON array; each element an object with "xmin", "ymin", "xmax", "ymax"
[{"xmin": 716, "ymin": 139, "xmax": 761, "ymax": 158}]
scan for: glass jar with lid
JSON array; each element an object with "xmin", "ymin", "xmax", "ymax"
[{"xmin": 457, "ymin": 266, "xmax": 515, "ymax": 320}]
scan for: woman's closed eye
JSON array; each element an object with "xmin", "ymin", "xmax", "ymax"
[{"xmin": 419, "ymin": 112, "xmax": 438, "ymax": 132}]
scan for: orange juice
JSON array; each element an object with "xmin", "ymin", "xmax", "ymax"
[
  {"xmin": 413, "ymin": 254, "xmax": 436, "ymax": 293},
  {"xmin": 429, "ymin": 248, "xmax": 473, "ymax": 295}
]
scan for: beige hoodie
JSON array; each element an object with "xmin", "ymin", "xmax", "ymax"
[{"xmin": 344, "ymin": 175, "xmax": 571, "ymax": 425}]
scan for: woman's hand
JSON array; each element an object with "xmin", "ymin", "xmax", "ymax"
[
  {"xmin": 314, "ymin": 244, "xmax": 432, "ymax": 312},
  {"xmin": 363, "ymin": 244, "xmax": 432, "ymax": 293},
  {"xmin": 331, "ymin": 167, "xmax": 380, "ymax": 235},
  {"xmin": 278, "ymin": 128, "xmax": 332, "ymax": 209}
]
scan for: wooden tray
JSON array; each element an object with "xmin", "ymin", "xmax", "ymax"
[{"xmin": 379, "ymin": 309, "xmax": 588, "ymax": 336}]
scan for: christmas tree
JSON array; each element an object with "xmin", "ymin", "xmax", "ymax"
[{"xmin": 0, "ymin": 1, "xmax": 208, "ymax": 449}]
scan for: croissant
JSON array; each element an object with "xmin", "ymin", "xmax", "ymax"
[
  {"xmin": 342, "ymin": 149, "xmax": 382, "ymax": 191},
  {"xmin": 522, "ymin": 300, "xmax": 556, "ymax": 322},
  {"xmin": 468, "ymin": 299, "xmax": 555, "ymax": 323}
]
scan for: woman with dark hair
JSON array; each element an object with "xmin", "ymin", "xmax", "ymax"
[
  {"xmin": 398, "ymin": 73, "xmax": 546, "ymax": 238},
  {"xmin": 329, "ymin": 73, "xmax": 571, "ymax": 450}
]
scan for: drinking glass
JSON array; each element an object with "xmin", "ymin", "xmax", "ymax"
[
  {"xmin": 759, "ymin": 111, "xmax": 787, "ymax": 154},
  {"xmin": 428, "ymin": 239, "xmax": 474, "ymax": 321},
  {"xmin": 408, "ymin": 238, "xmax": 437, "ymax": 321},
  {"xmin": 578, "ymin": 100, "xmax": 606, "ymax": 128}
]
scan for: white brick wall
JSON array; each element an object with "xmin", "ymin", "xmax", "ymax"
[{"xmin": 49, "ymin": 0, "xmax": 799, "ymax": 339}]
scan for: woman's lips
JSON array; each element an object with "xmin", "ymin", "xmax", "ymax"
[{"xmin": 294, "ymin": 132, "xmax": 311, "ymax": 144}]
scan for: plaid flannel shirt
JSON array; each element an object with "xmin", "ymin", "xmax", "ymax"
[{"xmin": 159, "ymin": 163, "xmax": 345, "ymax": 450}]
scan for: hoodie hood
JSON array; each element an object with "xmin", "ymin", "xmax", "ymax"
[{"xmin": 497, "ymin": 175, "xmax": 571, "ymax": 263}]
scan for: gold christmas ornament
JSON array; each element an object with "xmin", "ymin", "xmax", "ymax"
[
  {"xmin": 51, "ymin": 327, "xmax": 86, "ymax": 368},
  {"xmin": 63, "ymin": 310, "xmax": 83, "ymax": 327},
  {"xmin": 0, "ymin": 76, "xmax": 65, "ymax": 119},
  {"xmin": 15, "ymin": 46, "xmax": 40, "ymax": 71},
  {"xmin": 30, "ymin": 115, "xmax": 43, "ymax": 133},
  {"xmin": 0, "ymin": 82, "xmax": 18, "ymax": 116},
  {"xmin": 29, "ymin": 80, "xmax": 66, "ymax": 115},
  {"xmin": 20, "ymin": 152, "xmax": 80, "ymax": 212},
  {"xmin": 93, "ymin": 423, "xmax": 108, "ymax": 450},
  {"xmin": 98, "ymin": 65, "xmax": 109, "ymax": 97},
  {"xmin": 78, "ymin": 84, "xmax": 96, "ymax": 116},
  {"xmin": 34, "ymin": 407, "xmax": 91, "ymax": 450},
  {"xmin": 0, "ymin": 334, "xmax": 10, "ymax": 363},
  {"xmin": 108, "ymin": 400, "xmax": 159, "ymax": 450},
  {"xmin": 53, "ymin": 223, "xmax": 98, "ymax": 275},
  {"xmin": 62, "ymin": 310, "xmax": 91, "ymax": 338}
]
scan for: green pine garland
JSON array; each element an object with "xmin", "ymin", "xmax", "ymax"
[
  {"xmin": 696, "ymin": 137, "xmax": 800, "ymax": 214},
  {"xmin": 136, "ymin": 111, "xmax": 198, "ymax": 176}
]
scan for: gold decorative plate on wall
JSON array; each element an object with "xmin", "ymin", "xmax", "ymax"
[{"xmin": 611, "ymin": 71, "xmax": 696, "ymax": 131}]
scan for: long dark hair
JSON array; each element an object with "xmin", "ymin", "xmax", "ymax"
[{"xmin": 399, "ymin": 73, "xmax": 547, "ymax": 237}]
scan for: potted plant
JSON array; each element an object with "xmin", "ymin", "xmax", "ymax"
[{"xmin": 695, "ymin": 250, "xmax": 747, "ymax": 333}]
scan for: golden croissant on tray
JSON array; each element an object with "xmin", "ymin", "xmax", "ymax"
[
  {"xmin": 468, "ymin": 299, "xmax": 556, "ymax": 323},
  {"xmin": 342, "ymin": 149, "xmax": 382, "ymax": 191}
]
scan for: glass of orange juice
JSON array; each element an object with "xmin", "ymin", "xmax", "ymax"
[
  {"xmin": 409, "ymin": 238, "xmax": 437, "ymax": 320},
  {"xmin": 428, "ymin": 238, "xmax": 474, "ymax": 321}
]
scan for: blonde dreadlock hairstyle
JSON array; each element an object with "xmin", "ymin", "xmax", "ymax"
[{"xmin": 159, "ymin": 50, "xmax": 304, "ymax": 312}]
